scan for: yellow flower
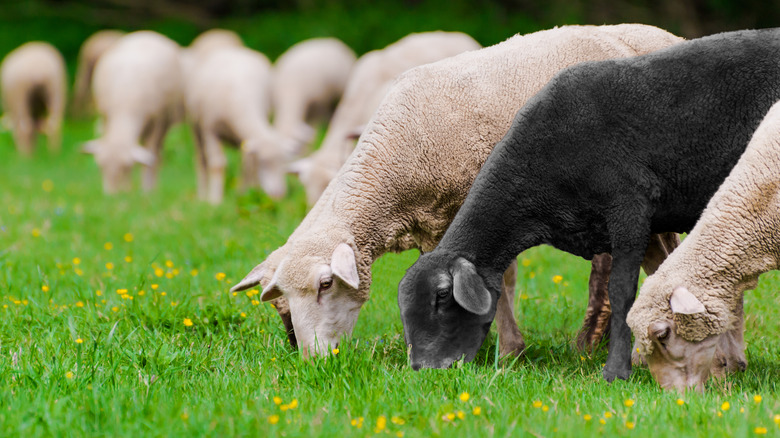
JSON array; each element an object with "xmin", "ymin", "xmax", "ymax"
[
  {"xmin": 676, "ymin": 399, "xmax": 685, "ymax": 406},
  {"xmin": 65, "ymin": 371, "xmax": 74, "ymax": 379},
  {"xmin": 190, "ymin": 269, "xmax": 198, "ymax": 276},
  {"xmin": 774, "ymin": 414, "xmax": 780, "ymax": 424},
  {"xmin": 273, "ymin": 396, "xmax": 282, "ymax": 405},
  {"xmin": 446, "ymin": 412, "xmax": 455, "ymax": 421},
  {"xmin": 280, "ymin": 404, "xmax": 289, "ymax": 411},
  {"xmin": 138, "ymin": 290, "xmax": 145, "ymax": 296},
  {"xmin": 457, "ymin": 410, "xmax": 465, "ymax": 419},
  {"xmin": 111, "ymin": 306, "xmax": 119, "ymax": 312},
  {"xmin": 459, "ymin": 392, "xmax": 470, "ymax": 402},
  {"xmin": 599, "ymin": 418, "xmax": 606, "ymax": 425},
  {"xmin": 754, "ymin": 395, "xmax": 762, "ymax": 403},
  {"xmin": 626, "ymin": 421, "xmax": 635, "ymax": 430},
  {"xmin": 251, "ymin": 300, "xmax": 260, "ymax": 306},
  {"xmin": 41, "ymin": 285, "xmax": 50, "ymax": 292},
  {"xmin": 521, "ymin": 258, "xmax": 531, "ymax": 267},
  {"xmin": 268, "ymin": 415, "xmax": 279, "ymax": 425},
  {"xmin": 604, "ymin": 412, "xmax": 613, "ymax": 418},
  {"xmin": 624, "ymin": 399, "xmax": 635, "ymax": 407},
  {"xmin": 75, "ymin": 338, "xmax": 83, "ymax": 344},
  {"xmin": 123, "ymin": 233, "xmax": 134, "ymax": 242},
  {"xmin": 165, "ymin": 260, "xmax": 174, "ymax": 268},
  {"xmin": 552, "ymin": 275, "xmax": 563, "ymax": 284},
  {"xmin": 288, "ymin": 399, "xmax": 298, "ymax": 409},
  {"xmin": 117, "ymin": 289, "xmax": 128, "ymax": 295},
  {"xmin": 721, "ymin": 402, "xmax": 730, "ymax": 411},
  {"xmin": 532, "ymin": 400, "xmax": 542, "ymax": 408},
  {"xmin": 183, "ymin": 318, "xmax": 193, "ymax": 327},
  {"xmin": 332, "ymin": 348, "xmax": 340, "ymax": 355},
  {"xmin": 396, "ymin": 432, "xmax": 404, "ymax": 438},
  {"xmin": 391, "ymin": 416, "xmax": 405, "ymax": 425},
  {"xmin": 717, "ymin": 411, "xmax": 723, "ymax": 417},
  {"xmin": 240, "ymin": 312, "xmax": 246, "ymax": 318},
  {"xmin": 376, "ymin": 415, "xmax": 387, "ymax": 431},
  {"xmin": 104, "ymin": 242, "xmax": 113, "ymax": 250},
  {"xmin": 755, "ymin": 427, "xmax": 767, "ymax": 435},
  {"xmin": 76, "ymin": 301, "xmax": 84, "ymax": 308},
  {"xmin": 75, "ymin": 268, "xmax": 84, "ymax": 276},
  {"xmin": 151, "ymin": 284, "xmax": 159, "ymax": 290},
  {"xmin": 520, "ymin": 293, "xmax": 529, "ymax": 300},
  {"xmin": 42, "ymin": 179, "xmax": 54, "ymax": 192},
  {"xmin": 584, "ymin": 414, "xmax": 592, "ymax": 421},
  {"xmin": 180, "ymin": 412, "xmax": 189, "ymax": 421},
  {"xmin": 154, "ymin": 268, "xmax": 164, "ymax": 277},
  {"xmin": 529, "ymin": 271, "xmax": 536, "ymax": 279},
  {"xmin": 73, "ymin": 257, "xmax": 81, "ymax": 265},
  {"xmin": 542, "ymin": 405, "xmax": 549, "ymax": 412},
  {"xmin": 215, "ymin": 272, "xmax": 226, "ymax": 281},
  {"xmin": 105, "ymin": 262, "xmax": 114, "ymax": 270},
  {"xmin": 165, "ymin": 272, "xmax": 174, "ymax": 279},
  {"xmin": 31, "ymin": 228, "xmax": 41, "ymax": 237},
  {"xmin": 22, "ymin": 300, "xmax": 28, "ymax": 306},
  {"xmin": 96, "ymin": 290, "xmax": 103, "ymax": 296},
  {"xmin": 125, "ymin": 256, "xmax": 132, "ymax": 263},
  {"xmin": 473, "ymin": 406, "xmax": 481, "ymax": 416},
  {"xmin": 160, "ymin": 292, "xmax": 166, "ymax": 296}
]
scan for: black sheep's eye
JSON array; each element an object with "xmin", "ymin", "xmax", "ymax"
[{"xmin": 436, "ymin": 287, "xmax": 450, "ymax": 299}]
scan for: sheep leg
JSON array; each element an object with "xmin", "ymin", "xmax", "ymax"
[
  {"xmin": 193, "ymin": 124, "xmax": 209, "ymax": 200},
  {"xmin": 44, "ymin": 86, "xmax": 64, "ymax": 153},
  {"xmin": 602, "ymin": 247, "xmax": 645, "ymax": 382},
  {"xmin": 13, "ymin": 118, "xmax": 36, "ymax": 157},
  {"xmin": 142, "ymin": 119, "xmax": 168, "ymax": 191},
  {"xmin": 575, "ymin": 252, "xmax": 612, "ymax": 351},
  {"xmin": 495, "ymin": 259, "xmax": 525, "ymax": 356},
  {"xmin": 240, "ymin": 148, "xmax": 261, "ymax": 190},
  {"xmin": 203, "ymin": 132, "xmax": 227, "ymax": 204}
]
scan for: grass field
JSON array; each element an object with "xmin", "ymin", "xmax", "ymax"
[{"xmin": 1, "ymin": 120, "xmax": 780, "ymax": 437}]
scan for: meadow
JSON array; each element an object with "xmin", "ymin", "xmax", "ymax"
[{"xmin": 1, "ymin": 119, "xmax": 780, "ymax": 437}]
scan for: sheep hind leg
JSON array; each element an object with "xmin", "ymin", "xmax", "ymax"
[
  {"xmin": 575, "ymin": 253, "xmax": 612, "ymax": 352},
  {"xmin": 142, "ymin": 119, "xmax": 169, "ymax": 191},
  {"xmin": 496, "ymin": 259, "xmax": 525, "ymax": 357}
]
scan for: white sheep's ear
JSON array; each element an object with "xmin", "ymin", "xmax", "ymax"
[
  {"xmin": 261, "ymin": 264, "xmax": 283, "ymax": 301},
  {"xmin": 345, "ymin": 125, "xmax": 365, "ymax": 140},
  {"xmin": 81, "ymin": 140, "xmax": 100, "ymax": 154},
  {"xmin": 130, "ymin": 145, "xmax": 155, "ymax": 166},
  {"xmin": 288, "ymin": 157, "xmax": 312, "ymax": 176},
  {"xmin": 670, "ymin": 286, "xmax": 706, "ymax": 314},
  {"xmin": 331, "ymin": 243, "xmax": 359, "ymax": 289},
  {"xmin": 231, "ymin": 263, "xmax": 268, "ymax": 292},
  {"xmin": 452, "ymin": 257, "xmax": 491, "ymax": 315}
]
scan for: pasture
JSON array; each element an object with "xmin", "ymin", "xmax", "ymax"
[{"xmin": 1, "ymin": 120, "xmax": 780, "ymax": 437}]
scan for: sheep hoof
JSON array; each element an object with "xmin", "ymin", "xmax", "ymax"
[
  {"xmin": 498, "ymin": 338, "xmax": 525, "ymax": 357},
  {"xmin": 602, "ymin": 365, "xmax": 631, "ymax": 382}
]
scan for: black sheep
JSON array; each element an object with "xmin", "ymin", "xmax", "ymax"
[{"xmin": 397, "ymin": 28, "xmax": 780, "ymax": 381}]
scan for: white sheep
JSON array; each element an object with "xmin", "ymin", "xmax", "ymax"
[
  {"xmin": 627, "ymin": 100, "xmax": 780, "ymax": 392},
  {"xmin": 72, "ymin": 30, "xmax": 125, "ymax": 118},
  {"xmin": 0, "ymin": 41, "xmax": 66, "ymax": 156},
  {"xmin": 271, "ymin": 38, "xmax": 356, "ymax": 155},
  {"xmin": 179, "ymin": 28, "xmax": 244, "ymax": 83},
  {"xmin": 83, "ymin": 31, "xmax": 183, "ymax": 193},
  {"xmin": 186, "ymin": 46, "xmax": 289, "ymax": 204},
  {"xmin": 230, "ymin": 24, "xmax": 684, "ymax": 358},
  {"xmin": 289, "ymin": 31, "xmax": 481, "ymax": 207}
]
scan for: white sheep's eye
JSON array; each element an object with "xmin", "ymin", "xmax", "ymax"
[
  {"xmin": 654, "ymin": 326, "xmax": 670, "ymax": 343},
  {"xmin": 319, "ymin": 278, "xmax": 333, "ymax": 293}
]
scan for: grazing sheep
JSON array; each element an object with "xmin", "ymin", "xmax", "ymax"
[
  {"xmin": 186, "ymin": 46, "xmax": 289, "ymax": 204},
  {"xmin": 396, "ymin": 28, "xmax": 780, "ymax": 382},
  {"xmin": 289, "ymin": 31, "xmax": 481, "ymax": 207},
  {"xmin": 179, "ymin": 28, "xmax": 244, "ymax": 81},
  {"xmin": 83, "ymin": 31, "xmax": 183, "ymax": 193},
  {"xmin": 272, "ymin": 38, "xmax": 356, "ymax": 155},
  {"xmin": 0, "ymin": 42, "xmax": 66, "ymax": 156},
  {"xmin": 72, "ymin": 30, "xmax": 125, "ymax": 118},
  {"xmin": 230, "ymin": 24, "xmax": 683, "ymax": 358},
  {"xmin": 627, "ymin": 100, "xmax": 780, "ymax": 392}
]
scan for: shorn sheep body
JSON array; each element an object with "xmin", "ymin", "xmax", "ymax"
[
  {"xmin": 628, "ymin": 100, "xmax": 780, "ymax": 391},
  {"xmin": 290, "ymin": 31, "xmax": 481, "ymax": 207},
  {"xmin": 186, "ymin": 46, "xmax": 289, "ymax": 204},
  {"xmin": 272, "ymin": 38, "xmax": 356, "ymax": 155},
  {"xmin": 83, "ymin": 31, "xmax": 183, "ymax": 193},
  {"xmin": 397, "ymin": 28, "xmax": 780, "ymax": 382},
  {"xmin": 231, "ymin": 25, "xmax": 683, "ymax": 359},
  {"xmin": 72, "ymin": 30, "xmax": 124, "ymax": 118},
  {"xmin": 1, "ymin": 42, "xmax": 66, "ymax": 156}
]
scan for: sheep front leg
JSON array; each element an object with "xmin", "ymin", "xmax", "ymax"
[
  {"xmin": 13, "ymin": 118, "xmax": 35, "ymax": 157},
  {"xmin": 602, "ymin": 248, "xmax": 645, "ymax": 382},
  {"xmin": 142, "ymin": 119, "xmax": 169, "ymax": 191},
  {"xmin": 495, "ymin": 259, "xmax": 525, "ymax": 356},
  {"xmin": 193, "ymin": 124, "xmax": 209, "ymax": 200},
  {"xmin": 45, "ymin": 89, "xmax": 64, "ymax": 153},
  {"xmin": 203, "ymin": 132, "xmax": 227, "ymax": 204}
]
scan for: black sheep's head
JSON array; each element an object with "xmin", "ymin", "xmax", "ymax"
[{"xmin": 398, "ymin": 251, "xmax": 498, "ymax": 370}]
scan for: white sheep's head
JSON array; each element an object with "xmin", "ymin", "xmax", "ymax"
[
  {"xmin": 630, "ymin": 286, "xmax": 723, "ymax": 392},
  {"xmin": 241, "ymin": 134, "xmax": 291, "ymax": 200},
  {"xmin": 82, "ymin": 140, "xmax": 155, "ymax": 194},
  {"xmin": 231, "ymin": 242, "xmax": 365, "ymax": 358}
]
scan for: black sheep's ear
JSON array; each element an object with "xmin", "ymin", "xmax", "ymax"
[{"xmin": 452, "ymin": 258, "xmax": 492, "ymax": 315}]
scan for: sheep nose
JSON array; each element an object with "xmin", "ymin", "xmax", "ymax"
[{"xmin": 411, "ymin": 361, "xmax": 422, "ymax": 371}]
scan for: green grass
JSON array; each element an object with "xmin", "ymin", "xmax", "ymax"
[{"xmin": 1, "ymin": 120, "xmax": 780, "ymax": 437}]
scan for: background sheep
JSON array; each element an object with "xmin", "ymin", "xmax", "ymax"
[
  {"xmin": 186, "ymin": 46, "xmax": 289, "ymax": 204},
  {"xmin": 0, "ymin": 41, "xmax": 66, "ymax": 156},
  {"xmin": 83, "ymin": 31, "xmax": 183, "ymax": 193},
  {"xmin": 396, "ymin": 28, "xmax": 780, "ymax": 382},
  {"xmin": 289, "ymin": 31, "xmax": 481, "ymax": 207},
  {"xmin": 71, "ymin": 30, "xmax": 124, "ymax": 118},
  {"xmin": 230, "ymin": 24, "xmax": 683, "ymax": 359},
  {"xmin": 272, "ymin": 38, "xmax": 356, "ymax": 156},
  {"xmin": 627, "ymin": 100, "xmax": 780, "ymax": 392}
]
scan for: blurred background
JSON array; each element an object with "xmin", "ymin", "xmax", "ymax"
[{"xmin": 2, "ymin": 0, "xmax": 779, "ymax": 76}]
